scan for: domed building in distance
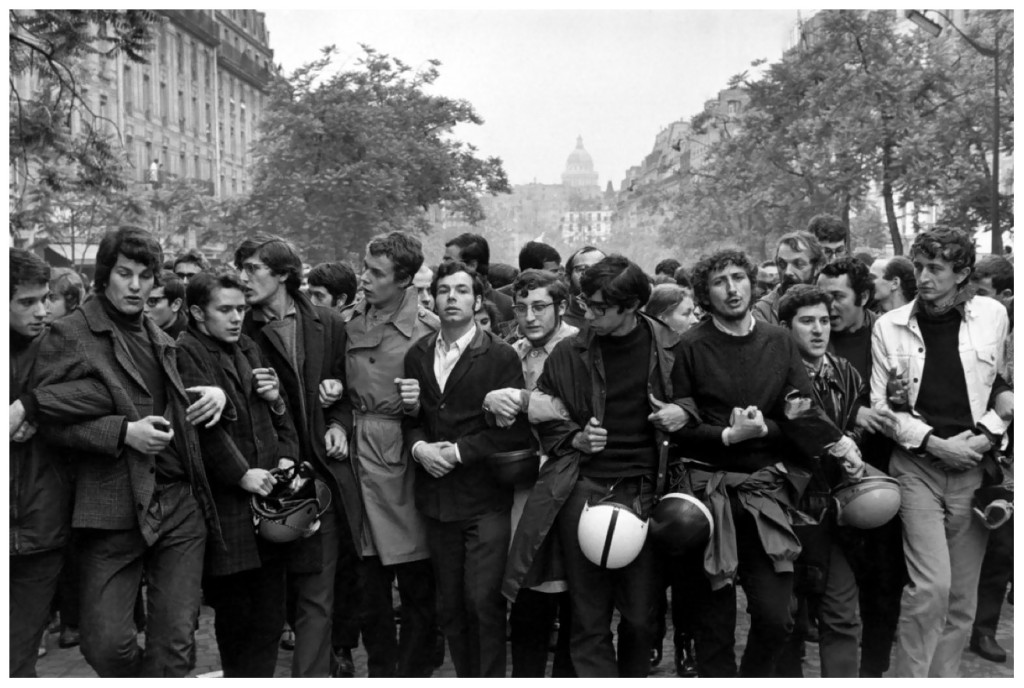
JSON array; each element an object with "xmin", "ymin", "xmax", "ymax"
[{"xmin": 561, "ymin": 135, "xmax": 602, "ymax": 200}]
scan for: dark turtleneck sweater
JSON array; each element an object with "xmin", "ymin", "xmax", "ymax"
[{"xmin": 100, "ymin": 294, "xmax": 186, "ymax": 482}]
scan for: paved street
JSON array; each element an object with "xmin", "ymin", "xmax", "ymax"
[{"xmin": 37, "ymin": 589, "xmax": 1013, "ymax": 678}]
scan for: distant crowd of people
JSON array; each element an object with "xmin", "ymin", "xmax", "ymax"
[{"xmin": 9, "ymin": 214, "xmax": 1013, "ymax": 678}]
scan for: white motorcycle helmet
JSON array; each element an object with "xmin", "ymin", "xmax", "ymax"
[{"xmin": 577, "ymin": 499, "xmax": 649, "ymax": 569}]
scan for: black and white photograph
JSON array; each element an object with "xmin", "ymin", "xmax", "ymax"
[{"xmin": 8, "ymin": 6, "xmax": 1014, "ymax": 679}]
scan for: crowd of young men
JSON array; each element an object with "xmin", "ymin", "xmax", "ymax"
[{"xmin": 9, "ymin": 217, "xmax": 1013, "ymax": 678}]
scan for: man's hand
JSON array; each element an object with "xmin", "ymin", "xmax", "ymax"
[
  {"xmin": 830, "ymin": 435, "xmax": 865, "ymax": 479},
  {"xmin": 483, "ymin": 388, "xmax": 522, "ymax": 422},
  {"xmin": 10, "ymin": 399, "xmax": 26, "ymax": 437},
  {"xmin": 318, "ymin": 378, "xmax": 344, "ymax": 408},
  {"xmin": 126, "ymin": 416, "xmax": 174, "ymax": 454},
  {"xmin": 395, "ymin": 378, "xmax": 420, "ymax": 413},
  {"xmin": 648, "ymin": 395, "xmax": 689, "ymax": 432},
  {"xmin": 727, "ymin": 406, "xmax": 768, "ymax": 444},
  {"xmin": 855, "ymin": 406, "xmax": 899, "ymax": 435},
  {"xmin": 415, "ymin": 441, "xmax": 456, "ymax": 478},
  {"xmin": 185, "ymin": 386, "xmax": 227, "ymax": 428},
  {"xmin": 929, "ymin": 430, "xmax": 984, "ymax": 471},
  {"xmin": 572, "ymin": 417, "xmax": 608, "ymax": 454},
  {"xmin": 253, "ymin": 367, "xmax": 282, "ymax": 404},
  {"xmin": 238, "ymin": 468, "xmax": 278, "ymax": 496},
  {"xmin": 886, "ymin": 367, "xmax": 910, "ymax": 409},
  {"xmin": 12, "ymin": 421, "xmax": 37, "ymax": 443},
  {"xmin": 994, "ymin": 390, "xmax": 1013, "ymax": 422},
  {"xmin": 324, "ymin": 425, "xmax": 348, "ymax": 460}
]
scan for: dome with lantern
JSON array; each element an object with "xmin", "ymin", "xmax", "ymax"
[{"xmin": 562, "ymin": 135, "xmax": 600, "ymax": 195}]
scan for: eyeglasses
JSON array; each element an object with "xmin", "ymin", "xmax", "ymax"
[
  {"xmin": 822, "ymin": 246, "xmax": 848, "ymax": 260},
  {"xmin": 513, "ymin": 302, "xmax": 555, "ymax": 316},
  {"xmin": 240, "ymin": 262, "xmax": 269, "ymax": 276},
  {"xmin": 578, "ymin": 296, "xmax": 610, "ymax": 316},
  {"xmin": 145, "ymin": 296, "xmax": 167, "ymax": 308}
]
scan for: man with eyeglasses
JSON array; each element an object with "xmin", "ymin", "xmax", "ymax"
[
  {"xmin": 236, "ymin": 235, "xmax": 362, "ymax": 678},
  {"xmin": 562, "ymin": 246, "xmax": 606, "ymax": 330},
  {"xmin": 753, "ymin": 231, "xmax": 827, "ymax": 325},
  {"xmin": 172, "ymin": 249, "xmax": 208, "ymax": 284},
  {"xmin": 482, "ymin": 269, "xmax": 578, "ymax": 677},
  {"xmin": 520, "ymin": 255, "xmax": 691, "ymax": 677},
  {"xmin": 144, "ymin": 270, "xmax": 189, "ymax": 339},
  {"xmin": 808, "ymin": 214, "xmax": 849, "ymax": 264}
]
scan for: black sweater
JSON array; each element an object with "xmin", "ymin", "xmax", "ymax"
[
  {"xmin": 675, "ymin": 319, "xmax": 842, "ymax": 473},
  {"xmin": 915, "ymin": 308, "xmax": 974, "ymax": 439}
]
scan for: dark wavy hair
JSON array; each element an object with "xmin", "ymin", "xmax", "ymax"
[
  {"xmin": 10, "ymin": 247, "xmax": 51, "ymax": 294},
  {"xmin": 173, "ymin": 248, "xmax": 209, "ymax": 272},
  {"xmin": 807, "ymin": 214, "xmax": 847, "ymax": 244},
  {"xmin": 445, "ymin": 233, "xmax": 490, "ymax": 278},
  {"xmin": 579, "ymin": 254, "xmax": 650, "ymax": 311},
  {"xmin": 519, "ymin": 241, "xmax": 561, "ymax": 271},
  {"xmin": 973, "ymin": 255, "xmax": 1014, "ymax": 293},
  {"xmin": 818, "ymin": 256, "xmax": 873, "ymax": 306},
  {"xmin": 233, "ymin": 234, "xmax": 303, "ymax": 294},
  {"xmin": 366, "ymin": 231, "xmax": 424, "ymax": 283},
  {"xmin": 910, "ymin": 227, "xmax": 976, "ymax": 276},
  {"xmin": 185, "ymin": 269, "xmax": 246, "ymax": 323},
  {"xmin": 883, "ymin": 256, "xmax": 917, "ymax": 301},
  {"xmin": 94, "ymin": 226, "xmax": 163, "ymax": 292},
  {"xmin": 778, "ymin": 284, "xmax": 834, "ymax": 325},
  {"xmin": 308, "ymin": 261, "xmax": 358, "ymax": 306},
  {"xmin": 157, "ymin": 270, "xmax": 185, "ymax": 305},
  {"xmin": 431, "ymin": 259, "xmax": 484, "ymax": 298},
  {"xmin": 691, "ymin": 249, "xmax": 757, "ymax": 311},
  {"xmin": 512, "ymin": 269, "xmax": 568, "ymax": 307}
]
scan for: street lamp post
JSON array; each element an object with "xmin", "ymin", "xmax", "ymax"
[{"xmin": 905, "ymin": 10, "xmax": 1002, "ymax": 255}]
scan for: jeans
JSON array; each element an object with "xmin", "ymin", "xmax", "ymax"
[
  {"xmin": 77, "ymin": 485, "xmax": 206, "ymax": 677},
  {"xmin": 891, "ymin": 447, "xmax": 989, "ymax": 677},
  {"xmin": 354, "ymin": 555, "xmax": 436, "ymax": 677},
  {"xmin": 204, "ymin": 558, "xmax": 286, "ymax": 677},
  {"xmin": 9, "ymin": 549, "xmax": 64, "ymax": 677},
  {"xmin": 290, "ymin": 504, "xmax": 342, "ymax": 677},
  {"xmin": 425, "ymin": 509, "xmax": 510, "ymax": 678},
  {"xmin": 972, "ymin": 515, "xmax": 1013, "ymax": 639},
  {"xmin": 556, "ymin": 475, "xmax": 659, "ymax": 678}
]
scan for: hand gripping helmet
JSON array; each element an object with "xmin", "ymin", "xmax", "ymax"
[
  {"xmin": 831, "ymin": 466, "xmax": 901, "ymax": 529},
  {"xmin": 973, "ymin": 484, "xmax": 1014, "ymax": 530},
  {"xmin": 577, "ymin": 499, "xmax": 648, "ymax": 569},
  {"xmin": 649, "ymin": 492, "xmax": 714, "ymax": 557},
  {"xmin": 251, "ymin": 461, "xmax": 332, "ymax": 543}
]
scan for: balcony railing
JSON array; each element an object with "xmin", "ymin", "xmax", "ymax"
[
  {"xmin": 161, "ymin": 10, "xmax": 220, "ymax": 47},
  {"xmin": 217, "ymin": 42, "xmax": 271, "ymax": 90}
]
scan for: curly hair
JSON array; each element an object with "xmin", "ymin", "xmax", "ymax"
[
  {"xmin": 778, "ymin": 284, "xmax": 833, "ymax": 325},
  {"xmin": 807, "ymin": 214, "xmax": 847, "ymax": 244},
  {"xmin": 512, "ymin": 269, "xmax": 568, "ymax": 307},
  {"xmin": 691, "ymin": 249, "xmax": 757, "ymax": 311},
  {"xmin": 910, "ymin": 227, "xmax": 976, "ymax": 275},
  {"xmin": 818, "ymin": 256, "xmax": 873, "ymax": 306}
]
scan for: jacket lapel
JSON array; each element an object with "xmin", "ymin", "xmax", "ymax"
[{"xmin": 419, "ymin": 333, "xmax": 442, "ymax": 399}]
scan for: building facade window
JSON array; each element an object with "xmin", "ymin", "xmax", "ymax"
[
  {"xmin": 176, "ymin": 34, "xmax": 184, "ymax": 73},
  {"xmin": 160, "ymin": 81, "xmax": 168, "ymax": 125},
  {"xmin": 143, "ymin": 74, "xmax": 152, "ymax": 117},
  {"xmin": 123, "ymin": 65, "xmax": 133, "ymax": 108},
  {"xmin": 191, "ymin": 42, "xmax": 198, "ymax": 81}
]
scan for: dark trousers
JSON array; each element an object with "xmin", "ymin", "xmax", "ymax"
[
  {"xmin": 77, "ymin": 487, "xmax": 206, "ymax": 677},
  {"xmin": 509, "ymin": 588, "xmax": 575, "ymax": 677},
  {"xmin": 677, "ymin": 506, "xmax": 795, "ymax": 678},
  {"xmin": 556, "ymin": 475, "xmax": 659, "ymax": 678},
  {"xmin": 53, "ymin": 535, "xmax": 81, "ymax": 629},
  {"xmin": 10, "ymin": 549, "xmax": 64, "ymax": 677},
  {"xmin": 973, "ymin": 517, "xmax": 1014, "ymax": 638},
  {"xmin": 354, "ymin": 555, "xmax": 436, "ymax": 677},
  {"xmin": 425, "ymin": 509, "xmax": 510, "ymax": 678},
  {"xmin": 290, "ymin": 504, "xmax": 341, "ymax": 677},
  {"xmin": 656, "ymin": 555, "xmax": 696, "ymax": 653},
  {"xmin": 331, "ymin": 539, "xmax": 361, "ymax": 652},
  {"xmin": 204, "ymin": 558, "xmax": 286, "ymax": 677}
]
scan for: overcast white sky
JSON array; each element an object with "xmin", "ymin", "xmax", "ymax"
[{"xmin": 262, "ymin": 7, "xmax": 802, "ymax": 188}]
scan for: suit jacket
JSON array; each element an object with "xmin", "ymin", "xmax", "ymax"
[
  {"xmin": 32, "ymin": 298, "xmax": 220, "ymax": 544},
  {"xmin": 177, "ymin": 325, "xmax": 300, "ymax": 577},
  {"xmin": 242, "ymin": 291, "xmax": 364, "ymax": 568},
  {"xmin": 403, "ymin": 327, "xmax": 533, "ymax": 522}
]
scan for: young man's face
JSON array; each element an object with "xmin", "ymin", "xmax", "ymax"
[
  {"xmin": 817, "ymin": 273, "xmax": 865, "ymax": 333},
  {"xmin": 569, "ymin": 249, "xmax": 606, "ymax": 294},
  {"xmin": 10, "ymin": 282, "xmax": 50, "ymax": 337},
  {"xmin": 194, "ymin": 287, "xmax": 247, "ymax": 343},
  {"xmin": 237, "ymin": 252, "xmax": 285, "ymax": 307},
  {"xmin": 776, "ymin": 243, "xmax": 816, "ymax": 291},
  {"xmin": 435, "ymin": 270, "xmax": 480, "ymax": 328},
  {"xmin": 514, "ymin": 286, "xmax": 564, "ymax": 346},
  {"xmin": 306, "ymin": 284, "xmax": 336, "ymax": 309},
  {"xmin": 971, "ymin": 276, "xmax": 1012, "ymax": 308},
  {"xmin": 360, "ymin": 251, "xmax": 406, "ymax": 308},
  {"xmin": 819, "ymin": 239, "xmax": 848, "ymax": 263},
  {"xmin": 173, "ymin": 260, "xmax": 202, "ymax": 283},
  {"xmin": 105, "ymin": 254, "xmax": 155, "ymax": 316},
  {"xmin": 144, "ymin": 285, "xmax": 181, "ymax": 329},
  {"xmin": 413, "ymin": 265, "xmax": 435, "ymax": 312},
  {"xmin": 474, "ymin": 308, "xmax": 492, "ymax": 332},
  {"xmin": 706, "ymin": 263, "xmax": 752, "ymax": 322},
  {"xmin": 912, "ymin": 251, "xmax": 970, "ymax": 306},
  {"xmin": 788, "ymin": 302, "xmax": 831, "ymax": 362},
  {"xmin": 581, "ymin": 289, "xmax": 635, "ymax": 337}
]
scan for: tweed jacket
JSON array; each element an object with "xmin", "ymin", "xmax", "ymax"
[
  {"xmin": 32, "ymin": 298, "xmax": 220, "ymax": 544},
  {"xmin": 242, "ymin": 291, "xmax": 364, "ymax": 570},
  {"xmin": 177, "ymin": 325, "xmax": 300, "ymax": 577},
  {"xmin": 402, "ymin": 326, "xmax": 534, "ymax": 522}
]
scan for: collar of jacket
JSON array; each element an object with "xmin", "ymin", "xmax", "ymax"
[
  {"xmin": 244, "ymin": 290, "xmax": 322, "ymax": 330},
  {"xmin": 892, "ymin": 290, "xmax": 975, "ymax": 327},
  {"xmin": 80, "ymin": 296, "xmax": 173, "ymax": 345},
  {"xmin": 186, "ymin": 321, "xmax": 256, "ymax": 356},
  {"xmin": 416, "ymin": 321, "xmax": 493, "ymax": 358},
  {"xmin": 352, "ymin": 286, "xmax": 420, "ymax": 338}
]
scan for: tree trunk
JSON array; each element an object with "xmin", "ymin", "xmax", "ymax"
[{"xmin": 881, "ymin": 139, "xmax": 903, "ymax": 255}]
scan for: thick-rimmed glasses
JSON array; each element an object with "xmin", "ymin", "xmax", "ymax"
[{"xmin": 513, "ymin": 302, "xmax": 555, "ymax": 316}]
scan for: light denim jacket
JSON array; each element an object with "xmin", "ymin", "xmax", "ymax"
[{"xmin": 870, "ymin": 294, "xmax": 1009, "ymax": 450}]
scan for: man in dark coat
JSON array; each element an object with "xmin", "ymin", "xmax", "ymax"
[
  {"xmin": 402, "ymin": 260, "xmax": 533, "ymax": 677},
  {"xmin": 177, "ymin": 270, "xmax": 300, "ymax": 677},
  {"xmin": 29, "ymin": 227, "xmax": 225, "ymax": 677},
  {"xmin": 237, "ymin": 235, "xmax": 362, "ymax": 677}
]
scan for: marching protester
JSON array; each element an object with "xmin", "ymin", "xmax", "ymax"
[
  {"xmin": 869, "ymin": 256, "xmax": 917, "ymax": 314},
  {"xmin": 753, "ymin": 231, "xmax": 827, "ymax": 324},
  {"xmin": 144, "ymin": 270, "xmax": 189, "ymax": 339}
]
